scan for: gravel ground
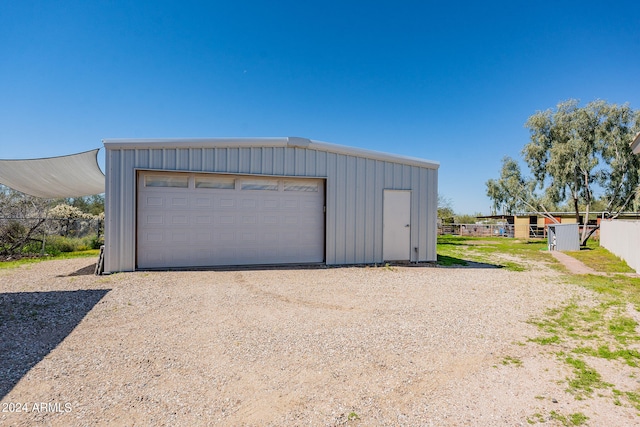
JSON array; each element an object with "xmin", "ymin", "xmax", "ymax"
[{"xmin": 0, "ymin": 257, "xmax": 638, "ymax": 426}]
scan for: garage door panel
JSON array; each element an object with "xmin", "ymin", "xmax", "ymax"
[
  {"xmin": 218, "ymin": 215, "xmax": 236, "ymax": 225},
  {"xmin": 145, "ymin": 196, "xmax": 164, "ymax": 207},
  {"xmin": 137, "ymin": 172, "xmax": 324, "ymax": 268}
]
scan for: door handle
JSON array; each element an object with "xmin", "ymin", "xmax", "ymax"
[{"xmin": 405, "ymin": 224, "xmax": 410, "ymax": 227}]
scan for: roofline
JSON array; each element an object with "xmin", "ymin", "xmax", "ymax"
[
  {"xmin": 632, "ymin": 132, "xmax": 640, "ymax": 155},
  {"xmin": 102, "ymin": 137, "xmax": 440, "ymax": 169}
]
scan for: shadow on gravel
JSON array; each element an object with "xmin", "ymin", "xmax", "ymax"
[
  {"xmin": 59, "ymin": 263, "xmax": 98, "ymax": 277},
  {"xmin": 437, "ymin": 254, "xmax": 501, "ymax": 268},
  {"xmin": 0, "ymin": 289, "xmax": 110, "ymax": 399}
]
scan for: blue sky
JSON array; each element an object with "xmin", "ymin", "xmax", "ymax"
[{"xmin": 1, "ymin": 1, "xmax": 639, "ymax": 214}]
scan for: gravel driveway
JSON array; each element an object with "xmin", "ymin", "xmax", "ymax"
[{"xmin": 0, "ymin": 257, "xmax": 635, "ymax": 426}]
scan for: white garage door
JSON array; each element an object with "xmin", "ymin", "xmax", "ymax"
[{"xmin": 137, "ymin": 172, "xmax": 325, "ymax": 268}]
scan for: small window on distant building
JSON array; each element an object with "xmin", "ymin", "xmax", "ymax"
[
  {"xmin": 145, "ymin": 175, "xmax": 189, "ymax": 188},
  {"xmin": 195, "ymin": 175, "xmax": 235, "ymax": 189},
  {"xmin": 241, "ymin": 179, "xmax": 278, "ymax": 191},
  {"xmin": 283, "ymin": 180, "xmax": 319, "ymax": 192}
]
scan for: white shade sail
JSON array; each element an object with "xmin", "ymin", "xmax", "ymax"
[{"xmin": 0, "ymin": 149, "xmax": 105, "ymax": 198}]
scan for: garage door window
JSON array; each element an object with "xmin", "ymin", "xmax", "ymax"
[
  {"xmin": 284, "ymin": 180, "xmax": 319, "ymax": 192},
  {"xmin": 241, "ymin": 179, "xmax": 278, "ymax": 191},
  {"xmin": 145, "ymin": 175, "xmax": 189, "ymax": 188},
  {"xmin": 195, "ymin": 175, "xmax": 235, "ymax": 189}
]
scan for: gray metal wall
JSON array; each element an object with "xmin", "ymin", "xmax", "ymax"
[
  {"xmin": 104, "ymin": 146, "xmax": 438, "ymax": 272},
  {"xmin": 600, "ymin": 220, "xmax": 640, "ymax": 273},
  {"xmin": 548, "ymin": 223, "xmax": 580, "ymax": 251}
]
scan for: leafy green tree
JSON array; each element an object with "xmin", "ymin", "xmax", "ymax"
[
  {"xmin": 0, "ymin": 185, "xmax": 49, "ymax": 255},
  {"xmin": 486, "ymin": 156, "xmax": 559, "ymax": 220},
  {"xmin": 455, "ymin": 212, "xmax": 484, "ymax": 224},
  {"xmin": 488, "ymin": 99, "xmax": 640, "ymax": 245},
  {"xmin": 438, "ymin": 195, "xmax": 455, "ymax": 223},
  {"xmin": 597, "ymin": 104, "xmax": 640, "ymax": 215}
]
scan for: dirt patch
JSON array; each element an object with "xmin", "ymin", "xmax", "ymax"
[{"xmin": 0, "ymin": 258, "xmax": 636, "ymax": 425}]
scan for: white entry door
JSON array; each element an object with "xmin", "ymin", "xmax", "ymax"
[{"xmin": 383, "ymin": 190, "xmax": 411, "ymax": 261}]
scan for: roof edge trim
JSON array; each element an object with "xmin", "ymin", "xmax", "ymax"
[{"xmin": 102, "ymin": 137, "xmax": 439, "ymax": 169}]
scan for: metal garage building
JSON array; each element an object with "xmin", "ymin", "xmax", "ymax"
[{"xmin": 103, "ymin": 137, "xmax": 439, "ymax": 273}]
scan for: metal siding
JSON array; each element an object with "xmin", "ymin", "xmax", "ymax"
[
  {"xmin": 393, "ymin": 163, "xmax": 403, "ymax": 188},
  {"xmin": 137, "ymin": 149, "xmax": 149, "ymax": 169},
  {"xmin": 402, "ymin": 165, "xmax": 411, "ymax": 189},
  {"xmin": 284, "ymin": 148, "xmax": 295, "ymax": 175},
  {"xmin": 316, "ymin": 151, "xmax": 327, "ymax": 176},
  {"xmin": 427, "ymin": 169, "xmax": 438, "ymax": 261},
  {"xmin": 150, "ymin": 149, "xmax": 161, "ymax": 167},
  {"xmin": 251, "ymin": 148, "xmax": 262, "ymax": 174},
  {"xmin": 274, "ymin": 147, "xmax": 285, "ymax": 175},
  {"xmin": 374, "ymin": 161, "xmax": 385, "ymax": 262},
  {"xmin": 229, "ymin": 148, "xmax": 240, "ymax": 173},
  {"xmin": 415, "ymin": 168, "xmax": 427, "ymax": 261},
  {"xmin": 325, "ymin": 153, "xmax": 337, "ymax": 264},
  {"xmin": 355, "ymin": 157, "xmax": 366, "ymax": 263},
  {"xmin": 238, "ymin": 147, "xmax": 249, "ymax": 173},
  {"xmin": 335, "ymin": 154, "xmax": 347, "ymax": 263},
  {"xmin": 177, "ymin": 149, "xmax": 189, "ymax": 169},
  {"xmin": 601, "ymin": 220, "xmax": 640, "ymax": 273},
  {"xmin": 295, "ymin": 148, "xmax": 306, "ymax": 175},
  {"xmin": 305, "ymin": 150, "xmax": 316, "ymax": 176},
  {"xmin": 345, "ymin": 156, "xmax": 357, "ymax": 263},
  {"xmin": 364, "ymin": 159, "xmax": 376, "ymax": 262},
  {"xmin": 549, "ymin": 223, "xmax": 580, "ymax": 251},
  {"xmin": 104, "ymin": 144, "xmax": 438, "ymax": 271},
  {"xmin": 410, "ymin": 167, "xmax": 420, "ymax": 262},
  {"xmin": 163, "ymin": 149, "xmax": 175, "ymax": 169},
  {"xmin": 103, "ymin": 149, "xmax": 117, "ymax": 272}
]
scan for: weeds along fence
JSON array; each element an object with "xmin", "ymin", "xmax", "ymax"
[
  {"xmin": 438, "ymin": 223, "xmax": 515, "ymax": 238},
  {"xmin": 0, "ymin": 216, "xmax": 104, "ymax": 256}
]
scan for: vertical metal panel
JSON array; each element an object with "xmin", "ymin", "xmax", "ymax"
[
  {"xmin": 163, "ymin": 149, "xmax": 175, "ymax": 169},
  {"xmin": 410, "ymin": 166, "xmax": 421, "ymax": 262},
  {"xmin": 335, "ymin": 154, "xmax": 347, "ymax": 263},
  {"xmin": 325, "ymin": 152, "xmax": 338, "ymax": 264},
  {"xmin": 548, "ymin": 223, "xmax": 580, "ymax": 251},
  {"xmin": 295, "ymin": 148, "xmax": 306, "ymax": 175},
  {"xmin": 237, "ymin": 147, "xmax": 249, "ymax": 173},
  {"xmin": 305, "ymin": 150, "xmax": 316, "ymax": 176},
  {"xmin": 316, "ymin": 151, "xmax": 327, "ymax": 176},
  {"xmin": 364, "ymin": 159, "xmax": 376, "ymax": 262},
  {"xmin": 374, "ymin": 160, "xmax": 385, "ymax": 262},
  {"xmin": 284, "ymin": 148, "xmax": 295, "ymax": 175},
  {"xmin": 345, "ymin": 155, "xmax": 357, "ymax": 263},
  {"xmin": 273, "ymin": 147, "xmax": 285, "ymax": 175},
  {"xmin": 393, "ymin": 163, "xmax": 403, "ymax": 188},
  {"xmin": 426, "ymin": 168, "xmax": 438, "ymax": 261},
  {"xmin": 137, "ymin": 149, "xmax": 149, "ymax": 169},
  {"xmin": 103, "ymin": 149, "xmax": 117, "ymax": 272},
  {"xmin": 105, "ymin": 144, "xmax": 438, "ymax": 271},
  {"xmin": 151, "ymin": 149, "xmax": 162, "ymax": 166},
  {"xmin": 354, "ymin": 157, "xmax": 366, "ymax": 263},
  {"xmin": 262, "ymin": 147, "xmax": 274, "ymax": 175},
  {"xmin": 250, "ymin": 148, "xmax": 262, "ymax": 174},
  {"xmin": 601, "ymin": 220, "xmax": 640, "ymax": 273},
  {"xmin": 177, "ymin": 149, "xmax": 189, "ymax": 169}
]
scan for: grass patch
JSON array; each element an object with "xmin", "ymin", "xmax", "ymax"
[
  {"xmin": 0, "ymin": 250, "xmax": 100, "ymax": 270},
  {"xmin": 501, "ymin": 355, "xmax": 523, "ymax": 367},
  {"xmin": 437, "ymin": 235, "xmax": 551, "ymax": 270},
  {"xmin": 565, "ymin": 240, "xmax": 634, "ymax": 273},
  {"xmin": 549, "ymin": 410, "xmax": 589, "ymax": 426},
  {"xmin": 563, "ymin": 355, "xmax": 612, "ymax": 398}
]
